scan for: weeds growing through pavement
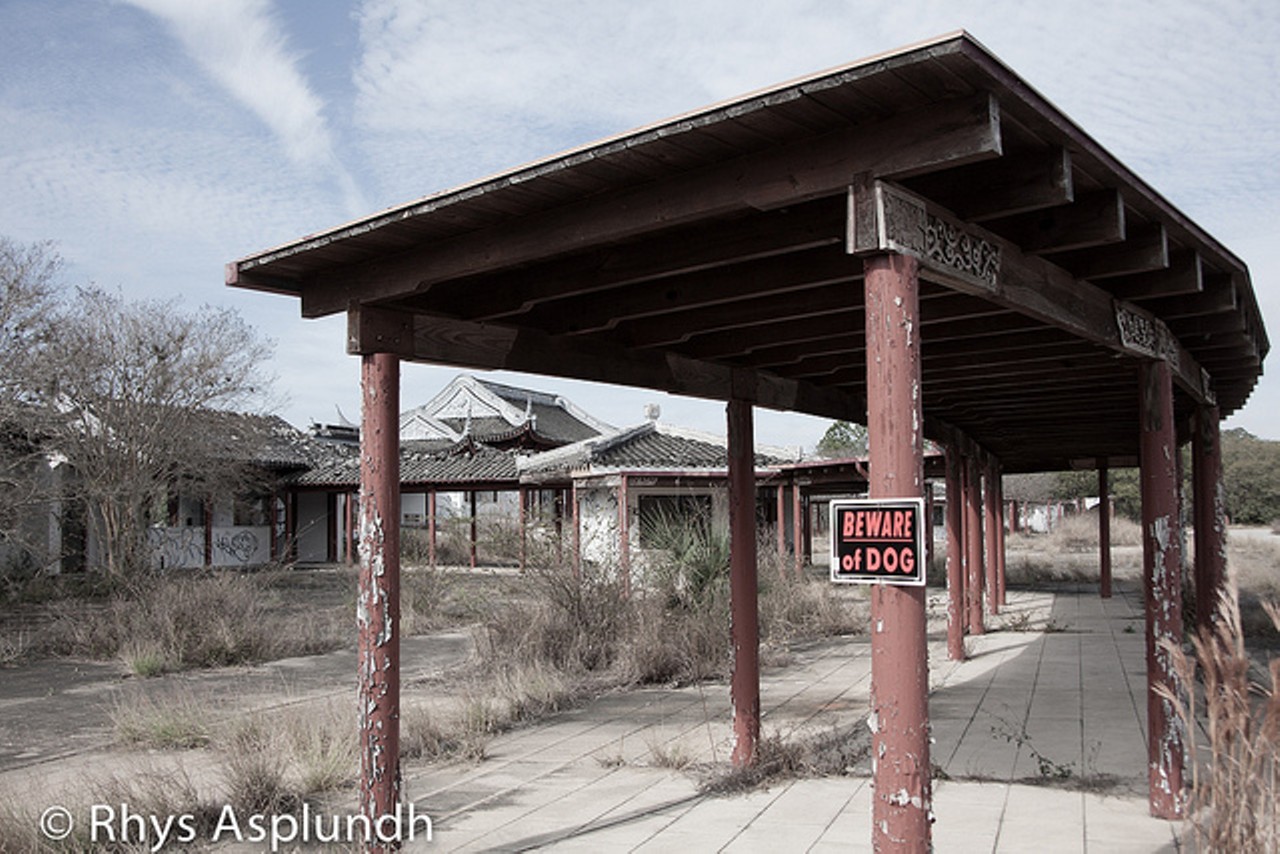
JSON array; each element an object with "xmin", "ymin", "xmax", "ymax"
[
  {"xmin": 699, "ymin": 724, "xmax": 871, "ymax": 794},
  {"xmin": 1158, "ymin": 590, "xmax": 1279, "ymax": 852}
]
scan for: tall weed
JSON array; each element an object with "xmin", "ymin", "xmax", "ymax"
[{"xmin": 1158, "ymin": 590, "xmax": 1279, "ymax": 851}]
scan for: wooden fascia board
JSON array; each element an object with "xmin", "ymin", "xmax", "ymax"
[
  {"xmin": 848, "ymin": 179, "xmax": 1212, "ymax": 404},
  {"xmin": 298, "ymin": 93, "xmax": 1001, "ymax": 318}
]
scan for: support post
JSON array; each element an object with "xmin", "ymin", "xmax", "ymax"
[
  {"xmin": 203, "ymin": 498, "xmax": 213, "ymax": 567},
  {"xmin": 792, "ymin": 484, "xmax": 804, "ymax": 576},
  {"xmin": 864, "ymin": 252, "xmax": 931, "ymax": 850},
  {"xmin": 727, "ymin": 399, "xmax": 760, "ymax": 766},
  {"xmin": 618, "ymin": 475, "xmax": 631, "ymax": 596},
  {"xmin": 1192, "ymin": 405, "xmax": 1226, "ymax": 636},
  {"xmin": 924, "ymin": 481, "xmax": 936, "ymax": 575},
  {"xmin": 1139, "ymin": 359, "xmax": 1185, "ymax": 819},
  {"xmin": 994, "ymin": 465, "xmax": 1007, "ymax": 607},
  {"xmin": 571, "ymin": 482, "xmax": 581, "ymax": 578},
  {"xmin": 945, "ymin": 446, "xmax": 966, "ymax": 661},
  {"xmin": 1099, "ymin": 461, "xmax": 1112, "ymax": 599},
  {"xmin": 964, "ymin": 455, "xmax": 985, "ymax": 635},
  {"xmin": 518, "ymin": 486, "xmax": 528, "ymax": 573},
  {"xmin": 427, "ymin": 489, "xmax": 437, "ymax": 567},
  {"xmin": 358, "ymin": 351, "xmax": 401, "ymax": 833},
  {"xmin": 345, "ymin": 492, "xmax": 356, "ymax": 565},
  {"xmin": 776, "ymin": 484, "xmax": 787, "ymax": 573},
  {"xmin": 984, "ymin": 460, "xmax": 1000, "ymax": 616},
  {"xmin": 469, "ymin": 490, "xmax": 478, "ymax": 569}
]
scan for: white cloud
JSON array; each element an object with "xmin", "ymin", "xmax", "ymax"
[{"xmin": 122, "ymin": 0, "xmax": 368, "ymax": 215}]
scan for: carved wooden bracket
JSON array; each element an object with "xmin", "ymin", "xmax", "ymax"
[{"xmin": 848, "ymin": 180, "xmax": 1001, "ymax": 294}]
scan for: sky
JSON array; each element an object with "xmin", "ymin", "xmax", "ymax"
[{"xmin": 1, "ymin": 0, "xmax": 1276, "ymax": 454}]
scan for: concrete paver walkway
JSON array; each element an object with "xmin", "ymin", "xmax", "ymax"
[
  {"xmin": 0, "ymin": 585, "xmax": 1184, "ymax": 852},
  {"xmin": 405, "ymin": 585, "xmax": 1182, "ymax": 852}
]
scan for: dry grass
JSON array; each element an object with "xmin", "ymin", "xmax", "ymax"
[
  {"xmin": 700, "ymin": 723, "xmax": 871, "ymax": 794},
  {"xmin": 22, "ymin": 571, "xmax": 348, "ymax": 675},
  {"xmin": 1159, "ymin": 591, "xmax": 1279, "ymax": 851}
]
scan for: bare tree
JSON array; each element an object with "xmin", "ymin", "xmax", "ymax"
[
  {"xmin": 0, "ymin": 238, "xmax": 63, "ymax": 572},
  {"xmin": 1, "ymin": 237, "xmax": 278, "ymax": 576}
]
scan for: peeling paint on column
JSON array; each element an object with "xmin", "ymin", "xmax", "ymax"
[
  {"xmin": 864, "ymin": 252, "xmax": 931, "ymax": 851},
  {"xmin": 357, "ymin": 352, "xmax": 403, "ymax": 841},
  {"xmin": 1139, "ymin": 359, "xmax": 1185, "ymax": 820}
]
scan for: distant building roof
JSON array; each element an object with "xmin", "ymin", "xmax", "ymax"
[
  {"xmin": 520, "ymin": 421, "xmax": 798, "ymax": 481},
  {"xmin": 400, "ymin": 374, "xmax": 610, "ymax": 450}
]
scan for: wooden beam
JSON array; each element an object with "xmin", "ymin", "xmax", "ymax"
[
  {"xmin": 913, "ymin": 147, "xmax": 1073, "ymax": 222},
  {"xmin": 544, "ymin": 246, "xmax": 859, "ymax": 336},
  {"xmin": 986, "ymin": 190, "xmax": 1125, "ymax": 253},
  {"xmin": 617, "ymin": 279, "xmax": 862, "ymax": 349},
  {"xmin": 1047, "ymin": 224, "xmax": 1168, "ymax": 280},
  {"xmin": 395, "ymin": 312, "xmax": 867, "ymax": 421},
  {"xmin": 419, "ymin": 198, "xmax": 847, "ymax": 323},
  {"xmin": 849, "ymin": 179, "xmax": 1212, "ymax": 405},
  {"xmin": 299, "ymin": 93, "xmax": 1002, "ymax": 317},
  {"xmin": 1140, "ymin": 273, "xmax": 1236, "ymax": 319},
  {"xmin": 1108, "ymin": 250, "xmax": 1203, "ymax": 300}
]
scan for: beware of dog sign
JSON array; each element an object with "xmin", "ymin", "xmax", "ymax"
[{"xmin": 829, "ymin": 498, "xmax": 926, "ymax": 586}]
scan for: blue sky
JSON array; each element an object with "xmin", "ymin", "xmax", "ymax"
[{"xmin": 2, "ymin": 0, "xmax": 1276, "ymax": 452}]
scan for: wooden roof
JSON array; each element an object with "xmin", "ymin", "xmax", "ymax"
[{"xmin": 229, "ymin": 32, "xmax": 1267, "ymax": 473}]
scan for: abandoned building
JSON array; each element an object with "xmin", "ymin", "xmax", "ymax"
[{"xmin": 226, "ymin": 32, "xmax": 1267, "ymax": 850}]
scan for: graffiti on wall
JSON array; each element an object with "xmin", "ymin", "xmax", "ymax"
[
  {"xmin": 148, "ymin": 526, "xmax": 272, "ymax": 568},
  {"xmin": 148, "ymin": 527, "xmax": 204, "ymax": 569},
  {"xmin": 212, "ymin": 527, "xmax": 270, "ymax": 565}
]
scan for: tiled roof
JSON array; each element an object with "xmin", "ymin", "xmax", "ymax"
[
  {"xmin": 289, "ymin": 438, "xmax": 518, "ymax": 487},
  {"xmin": 521, "ymin": 422, "xmax": 792, "ymax": 478}
]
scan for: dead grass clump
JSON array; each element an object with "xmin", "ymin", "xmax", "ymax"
[
  {"xmin": 1047, "ymin": 511, "xmax": 1143, "ymax": 552},
  {"xmin": 701, "ymin": 723, "xmax": 871, "ymax": 794},
  {"xmin": 0, "ymin": 767, "xmax": 222, "ymax": 853},
  {"xmin": 1158, "ymin": 591, "xmax": 1279, "ymax": 851},
  {"xmin": 38, "ymin": 571, "xmax": 348, "ymax": 674},
  {"xmin": 112, "ymin": 688, "xmax": 216, "ymax": 749}
]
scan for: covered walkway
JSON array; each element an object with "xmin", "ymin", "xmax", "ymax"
[
  {"xmin": 229, "ymin": 31, "xmax": 1267, "ymax": 849},
  {"xmin": 408, "ymin": 586, "xmax": 1179, "ymax": 852}
]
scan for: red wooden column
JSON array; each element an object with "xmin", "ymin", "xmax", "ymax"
[
  {"xmin": 864, "ymin": 252, "xmax": 931, "ymax": 851},
  {"xmin": 964, "ymin": 455, "xmax": 985, "ymax": 635},
  {"xmin": 468, "ymin": 490, "xmax": 478, "ymax": 569},
  {"xmin": 983, "ymin": 460, "xmax": 1000, "ymax": 616},
  {"xmin": 1139, "ymin": 360, "xmax": 1185, "ymax": 819},
  {"xmin": 945, "ymin": 446, "xmax": 966, "ymax": 661},
  {"xmin": 358, "ymin": 351, "xmax": 402, "ymax": 835},
  {"xmin": 203, "ymin": 498, "xmax": 213, "ymax": 566},
  {"xmin": 1192, "ymin": 405, "xmax": 1226, "ymax": 635},
  {"xmin": 924, "ymin": 481, "xmax": 936, "ymax": 575},
  {"xmin": 617, "ymin": 475, "xmax": 631, "ymax": 595},
  {"xmin": 727, "ymin": 399, "xmax": 760, "ymax": 766},
  {"xmin": 518, "ymin": 486, "xmax": 528, "ymax": 572},
  {"xmin": 994, "ymin": 464, "xmax": 1007, "ymax": 607},
  {"xmin": 427, "ymin": 489, "xmax": 437, "ymax": 567},
  {"xmin": 1099, "ymin": 460, "xmax": 1112, "ymax": 599},
  {"xmin": 788, "ymin": 483, "xmax": 798, "ymax": 578},
  {"xmin": 776, "ymin": 484, "xmax": 787, "ymax": 573},
  {"xmin": 570, "ymin": 482, "xmax": 581, "ymax": 578},
  {"xmin": 344, "ymin": 492, "xmax": 355, "ymax": 564}
]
